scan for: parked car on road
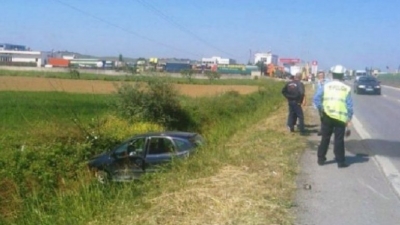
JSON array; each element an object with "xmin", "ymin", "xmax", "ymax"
[
  {"xmin": 87, "ymin": 131, "xmax": 205, "ymax": 183},
  {"xmin": 353, "ymin": 76, "xmax": 381, "ymax": 95}
]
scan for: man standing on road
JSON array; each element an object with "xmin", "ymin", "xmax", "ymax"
[
  {"xmin": 282, "ymin": 73, "xmax": 306, "ymax": 134},
  {"xmin": 313, "ymin": 65, "xmax": 353, "ymax": 168}
]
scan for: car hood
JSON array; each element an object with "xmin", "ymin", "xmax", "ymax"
[{"xmin": 88, "ymin": 152, "xmax": 113, "ymax": 169}]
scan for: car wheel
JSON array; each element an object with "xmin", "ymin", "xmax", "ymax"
[
  {"xmin": 95, "ymin": 170, "xmax": 111, "ymax": 184},
  {"xmin": 355, "ymin": 88, "xmax": 359, "ymax": 94},
  {"xmin": 376, "ymin": 91, "xmax": 381, "ymax": 95}
]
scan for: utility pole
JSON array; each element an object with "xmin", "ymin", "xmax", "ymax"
[{"xmin": 249, "ymin": 49, "xmax": 252, "ymax": 65}]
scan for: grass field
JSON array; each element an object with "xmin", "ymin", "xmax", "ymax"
[
  {"xmin": 378, "ymin": 73, "xmax": 400, "ymax": 88},
  {"xmin": 0, "ymin": 69, "xmax": 308, "ymax": 225},
  {"xmin": 0, "ymin": 91, "xmax": 115, "ymax": 131}
]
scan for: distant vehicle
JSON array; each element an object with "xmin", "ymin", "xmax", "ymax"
[
  {"xmin": 344, "ymin": 74, "xmax": 352, "ymax": 80},
  {"xmin": 164, "ymin": 62, "xmax": 192, "ymax": 73},
  {"xmin": 355, "ymin": 70, "xmax": 367, "ymax": 81},
  {"xmin": 353, "ymin": 76, "xmax": 381, "ymax": 95},
  {"xmin": 87, "ymin": 131, "xmax": 205, "ymax": 183}
]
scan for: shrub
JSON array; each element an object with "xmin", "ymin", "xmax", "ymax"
[
  {"xmin": 180, "ymin": 69, "xmax": 196, "ymax": 83},
  {"xmin": 204, "ymin": 71, "xmax": 221, "ymax": 83},
  {"xmin": 114, "ymin": 78, "xmax": 194, "ymax": 130}
]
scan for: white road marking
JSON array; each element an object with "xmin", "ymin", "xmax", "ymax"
[
  {"xmin": 380, "ymin": 94, "xmax": 400, "ymax": 104},
  {"xmin": 382, "ymin": 85, "xmax": 400, "ymax": 91},
  {"xmin": 352, "ymin": 115, "xmax": 400, "ymax": 198},
  {"xmin": 358, "ymin": 178, "xmax": 390, "ymax": 200}
]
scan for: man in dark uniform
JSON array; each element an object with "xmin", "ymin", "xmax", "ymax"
[{"xmin": 282, "ymin": 73, "xmax": 306, "ymax": 134}]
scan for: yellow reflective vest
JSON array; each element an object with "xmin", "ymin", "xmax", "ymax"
[{"xmin": 322, "ymin": 81, "xmax": 351, "ymax": 123}]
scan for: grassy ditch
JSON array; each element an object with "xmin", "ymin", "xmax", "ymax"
[{"xmin": 0, "ymin": 79, "xmax": 307, "ymax": 225}]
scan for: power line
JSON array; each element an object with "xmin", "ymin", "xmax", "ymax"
[
  {"xmin": 134, "ymin": 0, "xmax": 237, "ymax": 58},
  {"xmin": 53, "ymin": 0, "xmax": 202, "ymax": 57}
]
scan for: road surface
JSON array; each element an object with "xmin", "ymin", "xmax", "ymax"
[{"xmin": 295, "ymin": 81, "xmax": 400, "ymax": 225}]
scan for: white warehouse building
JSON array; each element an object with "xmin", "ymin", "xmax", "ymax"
[
  {"xmin": 254, "ymin": 52, "xmax": 278, "ymax": 65},
  {"xmin": 0, "ymin": 49, "xmax": 48, "ymax": 67},
  {"xmin": 201, "ymin": 56, "xmax": 236, "ymax": 65}
]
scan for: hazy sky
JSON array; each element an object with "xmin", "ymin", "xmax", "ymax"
[{"xmin": 2, "ymin": 0, "xmax": 400, "ymax": 70}]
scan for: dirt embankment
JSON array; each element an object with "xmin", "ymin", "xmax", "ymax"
[{"xmin": 0, "ymin": 76, "xmax": 258, "ymax": 97}]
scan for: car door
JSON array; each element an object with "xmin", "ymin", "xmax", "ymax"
[
  {"xmin": 144, "ymin": 137, "xmax": 177, "ymax": 173},
  {"xmin": 110, "ymin": 137, "xmax": 147, "ymax": 181}
]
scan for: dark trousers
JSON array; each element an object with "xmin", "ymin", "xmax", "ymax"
[
  {"xmin": 287, "ymin": 101, "xmax": 304, "ymax": 132},
  {"xmin": 317, "ymin": 113, "xmax": 346, "ymax": 163},
  {"xmin": 318, "ymin": 109, "xmax": 323, "ymax": 133}
]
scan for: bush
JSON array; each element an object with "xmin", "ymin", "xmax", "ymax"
[
  {"xmin": 114, "ymin": 78, "xmax": 194, "ymax": 130},
  {"xmin": 204, "ymin": 71, "xmax": 221, "ymax": 83},
  {"xmin": 180, "ymin": 69, "xmax": 196, "ymax": 83}
]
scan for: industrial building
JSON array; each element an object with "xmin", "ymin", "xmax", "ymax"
[
  {"xmin": 201, "ymin": 56, "xmax": 236, "ymax": 65},
  {"xmin": 254, "ymin": 52, "xmax": 278, "ymax": 65},
  {"xmin": 0, "ymin": 43, "xmax": 27, "ymax": 51},
  {"xmin": 0, "ymin": 43, "xmax": 49, "ymax": 67}
]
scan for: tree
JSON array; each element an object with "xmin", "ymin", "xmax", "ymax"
[
  {"xmin": 180, "ymin": 69, "xmax": 196, "ymax": 83},
  {"xmin": 204, "ymin": 71, "xmax": 221, "ymax": 83}
]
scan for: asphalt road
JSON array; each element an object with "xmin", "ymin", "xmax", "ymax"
[
  {"xmin": 347, "ymin": 81, "xmax": 400, "ymax": 195},
  {"xmin": 295, "ymin": 81, "xmax": 400, "ymax": 225}
]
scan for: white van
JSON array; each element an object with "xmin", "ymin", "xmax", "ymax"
[{"xmin": 355, "ymin": 70, "xmax": 367, "ymax": 81}]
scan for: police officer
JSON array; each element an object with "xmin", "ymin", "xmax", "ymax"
[
  {"xmin": 282, "ymin": 73, "xmax": 306, "ymax": 134},
  {"xmin": 313, "ymin": 65, "xmax": 353, "ymax": 168}
]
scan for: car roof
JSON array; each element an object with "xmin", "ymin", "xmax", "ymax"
[{"xmin": 134, "ymin": 131, "xmax": 198, "ymax": 139}]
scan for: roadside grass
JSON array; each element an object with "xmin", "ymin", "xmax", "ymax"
[
  {"xmin": 377, "ymin": 73, "xmax": 400, "ymax": 88},
  {"xmin": 0, "ymin": 79, "xmax": 310, "ymax": 225},
  {"xmin": 85, "ymin": 89, "xmax": 308, "ymax": 225}
]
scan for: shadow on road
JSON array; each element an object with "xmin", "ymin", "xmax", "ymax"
[
  {"xmin": 321, "ymin": 154, "xmax": 370, "ymax": 167},
  {"xmin": 346, "ymin": 139, "xmax": 400, "ymax": 159}
]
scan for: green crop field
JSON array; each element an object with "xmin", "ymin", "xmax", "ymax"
[{"xmin": 0, "ymin": 91, "xmax": 116, "ymax": 131}]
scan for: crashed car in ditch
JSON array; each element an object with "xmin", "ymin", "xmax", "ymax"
[{"xmin": 87, "ymin": 131, "xmax": 204, "ymax": 183}]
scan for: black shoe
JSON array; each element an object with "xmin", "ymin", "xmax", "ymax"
[
  {"xmin": 299, "ymin": 130, "xmax": 307, "ymax": 135},
  {"xmin": 337, "ymin": 162, "xmax": 349, "ymax": 168},
  {"xmin": 317, "ymin": 159, "xmax": 326, "ymax": 166},
  {"xmin": 287, "ymin": 126, "xmax": 294, "ymax": 132}
]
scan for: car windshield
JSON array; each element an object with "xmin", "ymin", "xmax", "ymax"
[{"xmin": 359, "ymin": 77, "xmax": 376, "ymax": 82}]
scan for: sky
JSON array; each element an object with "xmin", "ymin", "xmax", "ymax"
[{"xmin": 1, "ymin": 0, "xmax": 400, "ymax": 70}]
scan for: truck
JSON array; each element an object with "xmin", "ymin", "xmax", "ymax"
[{"xmin": 164, "ymin": 62, "xmax": 192, "ymax": 73}]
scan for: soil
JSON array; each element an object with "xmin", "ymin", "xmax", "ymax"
[{"xmin": 0, "ymin": 76, "xmax": 258, "ymax": 97}]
